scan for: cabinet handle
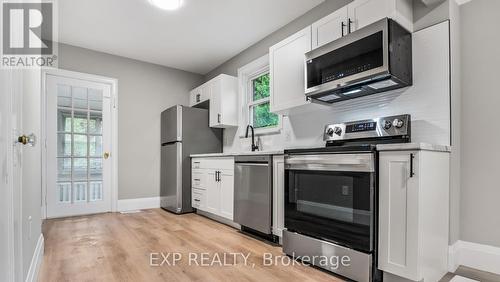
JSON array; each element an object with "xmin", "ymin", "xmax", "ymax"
[
  {"xmin": 410, "ymin": 153, "xmax": 415, "ymax": 178},
  {"xmin": 348, "ymin": 18, "xmax": 353, "ymax": 34},
  {"xmin": 196, "ymin": 94, "xmax": 201, "ymax": 103},
  {"xmin": 217, "ymin": 113, "xmax": 221, "ymax": 124},
  {"xmin": 217, "ymin": 171, "xmax": 221, "ymax": 182},
  {"xmin": 194, "ymin": 178, "xmax": 200, "ymax": 181},
  {"xmin": 341, "ymin": 21, "xmax": 346, "ymax": 37},
  {"xmin": 194, "ymin": 199, "xmax": 200, "ymax": 202}
]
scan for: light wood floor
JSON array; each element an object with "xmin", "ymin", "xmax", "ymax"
[{"xmin": 39, "ymin": 209, "xmax": 343, "ymax": 282}]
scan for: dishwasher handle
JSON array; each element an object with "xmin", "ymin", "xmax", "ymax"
[{"xmin": 235, "ymin": 162, "xmax": 269, "ymax": 167}]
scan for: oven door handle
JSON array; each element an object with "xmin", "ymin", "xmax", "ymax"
[
  {"xmin": 285, "ymin": 164, "xmax": 375, "ymax": 172},
  {"xmin": 285, "ymin": 154, "xmax": 375, "ymax": 172}
]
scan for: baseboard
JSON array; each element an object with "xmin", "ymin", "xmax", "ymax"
[
  {"xmin": 117, "ymin": 197, "xmax": 160, "ymax": 212},
  {"xmin": 449, "ymin": 240, "xmax": 500, "ymax": 275},
  {"xmin": 25, "ymin": 234, "xmax": 44, "ymax": 282}
]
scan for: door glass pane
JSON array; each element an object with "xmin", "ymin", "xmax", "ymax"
[
  {"xmin": 73, "ymin": 111, "xmax": 88, "ymax": 133},
  {"xmin": 88, "ymin": 89, "xmax": 103, "ymax": 111},
  {"xmin": 73, "ymin": 87, "xmax": 88, "ymax": 109},
  {"xmin": 90, "ymin": 181, "xmax": 102, "ymax": 201},
  {"xmin": 57, "ymin": 134, "xmax": 72, "ymax": 157},
  {"xmin": 89, "ymin": 158, "xmax": 102, "ymax": 180},
  {"xmin": 57, "ymin": 85, "xmax": 71, "ymax": 107},
  {"xmin": 58, "ymin": 183, "xmax": 71, "ymax": 203},
  {"xmin": 73, "ymin": 158, "xmax": 88, "ymax": 180},
  {"xmin": 73, "ymin": 182, "xmax": 87, "ymax": 202},
  {"xmin": 89, "ymin": 112, "xmax": 102, "ymax": 134},
  {"xmin": 89, "ymin": 136, "xmax": 102, "ymax": 157},
  {"xmin": 73, "ymin": 134, "xmax": 88, "ymax": 157},
  {"xmin": 57, "ymin": 158, "xmax": 72, "ymax": 181},
  {"xmin": 54, "ymin": 83, "xmax": 105, "ymax": 205},
  {"xmin": 57, "ymin": 109, "xmax": 72, "ymax": 132}
]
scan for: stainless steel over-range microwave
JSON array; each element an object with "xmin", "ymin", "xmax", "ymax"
[{"xmin": 305, "ymin": 18, "xmax": 412, "ymax": 104}]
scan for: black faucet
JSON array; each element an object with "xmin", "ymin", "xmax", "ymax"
[{"xmin": 245, "ymin": 125, "xmax": 259, "ymax": 152}]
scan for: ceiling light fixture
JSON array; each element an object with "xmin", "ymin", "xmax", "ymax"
[{"xmin": 149, "ymin": 0, "xmax": 183, "ymax": 11}]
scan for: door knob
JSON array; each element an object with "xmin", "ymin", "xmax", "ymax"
[
  {"xmin": 103, "ymin": 152, "xmax": 110, "ymax": 159},
  {"xmin": 17, "ymin": 133, "xmax": 36, "ymax": 147}
]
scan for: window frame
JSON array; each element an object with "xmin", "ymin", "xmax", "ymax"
[{"xmin": 238, "ymin": 54, "xmax": 281, "ymax": 136}]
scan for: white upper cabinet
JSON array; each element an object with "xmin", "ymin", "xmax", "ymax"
[
  {"xmin": 209, "ymin": 74, "xmax": 238, "ymax": 128},
  {"xmin": 189, "ymin": 74, "xmax": 238, "ymax": 128},
  {"xmin": 189, "ymin": 87, "xmax": 203, "ymax": 106},
  {"xmin": 311, "ymin": 0, "xmax": 413, "ymax": 50},
  {"xmin": 269, "ymin": 26, "xmax": 312, "ymax": 114},
  {"xmin": 347, "ymin": 0, "xmax": 413, "ymax": 33},
  {"xmin": 312, "ymin": 6, "xmax": 348, "ymax": 49}
]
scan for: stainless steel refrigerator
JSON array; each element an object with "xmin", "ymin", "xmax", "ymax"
[{"xmin": 160, "ymin": 105, "xmax": 222, "ymax": 214}]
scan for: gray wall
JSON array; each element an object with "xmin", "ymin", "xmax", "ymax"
[
  {"xmin": 59, "ymin": 44, "xmax": 204, "ymax": 200},
  {"xmin": 460, "ymin": 0, "xmax": 500, "ymax": 248},
  {"xmin": 205, "ymin": 0, "xmax": 352, "ymax": 80}
]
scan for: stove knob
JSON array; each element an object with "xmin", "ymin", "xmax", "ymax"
[
  {"xmin": 383, "ymin": 120, "xmax": 392, "ymax": 130},
  {"xmin": 392, "ymin": 119, "xmax": 404, "ymax": 128},
  {"xmin": 326, "ymin": 127, "xmax": 334, "ymax": 136},
  {"xmin": 333, "ymin": 127, "xmax": 342, "ymax": 136}
]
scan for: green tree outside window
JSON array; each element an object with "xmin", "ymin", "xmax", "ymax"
[{"xmin": 251, "ymin": 73, "xmax": 278, "ymax": 129}]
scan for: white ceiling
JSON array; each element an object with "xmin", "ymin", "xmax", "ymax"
[{"xmin": 58, "ymin": 0, "xmax": 324, "ymax": 74}]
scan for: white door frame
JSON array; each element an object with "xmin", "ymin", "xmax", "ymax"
[
  {"xmin": 41, "ymin": 68, "xmax": 119, "ymax": 219},
  {"xmin": 1, "ymin": 69, "xmax": 16, "ymax": 282}
]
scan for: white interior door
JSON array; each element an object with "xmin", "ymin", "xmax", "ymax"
[
  {"xmin": 46, "ymin": 74, "xmax": 112, "ymax": 218},
  {"xmin": 1, "ymin": 69, "xmax": 16, "ymax": 282},
  {"xmin": 1, "ymin": 68, "xmax": 35, "ymax": 281}
]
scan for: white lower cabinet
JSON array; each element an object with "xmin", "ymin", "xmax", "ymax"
[
  {"xmin": 272, "ymin": 155, "xmax": 285, "ymax": 238},
  {"xmin": 378, "ymin": 150, "xmax": 450, "ymax": 282},
  {"xmin": 218, "ymin": 171, "xmax": 234, "ymax": 220},
  {"xmin": 191, "ymin": 157, "xmax": 234, "ymax": 221}
]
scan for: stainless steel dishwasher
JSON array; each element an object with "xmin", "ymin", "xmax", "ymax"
[{"xmin": 234, "ymin": 155, "xmax": 275, "ymax": 241}]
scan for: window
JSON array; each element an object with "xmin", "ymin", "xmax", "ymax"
[
  {"xmin": 249, "ymin": 73, "xmax": 279, "ymax": 129},
  {"xmin": 238, "ymin": 54, "xmax": 281, "ymax": 135}
]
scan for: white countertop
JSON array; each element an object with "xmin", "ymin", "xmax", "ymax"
[
  {"xmin": 190, "ymin": 143, "xmax": 451, "ymax": 158},
  {"xmin": 376, "ymin": 142, "xmax": 451, "ymax": 152},
  {"xmin": 190, "ymin": 150, "xmax": 284, "ymax": 158}
]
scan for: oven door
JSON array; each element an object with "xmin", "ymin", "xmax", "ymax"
[{"xmin": 284, "ymin": 153, "xmax": 375, "ymax": 253}]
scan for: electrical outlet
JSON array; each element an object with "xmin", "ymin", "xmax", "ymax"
[{"xmin": 284, "ymin": 130, "xmax": 292, "ymax": 142}]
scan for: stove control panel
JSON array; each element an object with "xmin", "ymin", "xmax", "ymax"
[{"xmin": 323, "ymin": 114, "xmax": 411, "ymax": 142}]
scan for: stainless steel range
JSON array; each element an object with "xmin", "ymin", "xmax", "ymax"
[{"xmin": 283, "ymin": 114, "xmax": 411, "ymax": 282}]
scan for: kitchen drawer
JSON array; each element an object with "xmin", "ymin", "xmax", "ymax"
[
  {"xmin": 192, "ymin": 157, "xmax": 234, "ymax": 170},
  {"xmin": 192, "ymin": 159, "xmax": 203, "ymax": 169},
  {"xmin": 192, "ymin": 188, "xmax": 206, "ymax": 210},
  {"xmin": 192, "ymin": 171, "xmax": 206, "ymax": 189}
]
